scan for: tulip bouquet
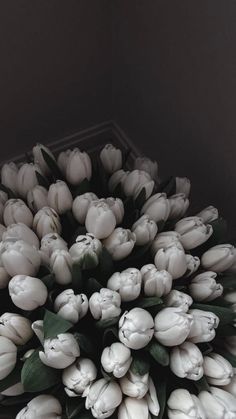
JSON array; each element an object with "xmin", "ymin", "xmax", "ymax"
[{"xmin": 0, "ymin": 142, "xmax": 235, "ymax": 419}]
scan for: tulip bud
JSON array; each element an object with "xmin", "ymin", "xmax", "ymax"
[
  {"xmin": 17, "ymin": 163, "xmax": 41, "ymax": 198},
  {"xmin": 47, "ymin": 180, "xmax": 73, "ymax": 214},
  {"xmin": 189, "ymin": 271, "xmax": 223, "ymax": 302},
  {"xmin": 0, "ymin": 191, "xmax": 8, "ymax": 223},
  {"xmin": 224, "ymin": 291, "xmax": 236, "ymax": 304},
  {"xmin": 1, "ymin": 382, "xmax": 24, "ymax": 396},
  {"xmin": 222, "ymin": 374, "xmax": 236, "ymax": 397},
  {"xmin": 32, "ymin": 143, "xmax": 56, "ymax": 176},
  {"xmin": 2, "ymin": 223, "xmax": 39, "ymax": 249},
  {"xmin": 175, "ymin": 216, "xmax": 213, "ymax": 250},
  {"xmin": 201, "ymin": 244, "xmax": 236, "ymax": 273},
  {"xmin": 33, "ymin": 207, "xmax": 62, "ymax": 238},
  {"xmin": 107, "ymin": 268, "xmax": 142, "ymax": 302},
  {"xmin": 85, "ymin": 201, "xmax": 116, "ymax": 239},
  {"xmin": 0, "ymin": 336, "xmax": 17, "ymax": 379},
  {"xmin": 203, "ymin": 353, "xmax": 233, "ymax": 386},
  {"xmin": 69, "ymin": 233, "xmax": 102, "ymax": 269},
  {"xmin": 3, "ymin": 199, "xmax": 33, "ymax": 227},
  {"xmin": 1, "ymin": 162, "xmax": 18, "ymax": 194},
  {"xmin": 167, "ymin": 389, "xmax": 206, "ymax": 419},
  {"xmin": 141, "ymin": 193, "xmax": 170, "ymax": 223},
  {"xmin": 62, "ymin": 357, "xmax": 97, "ymax": 397},
  {"xmin": 72, "ymin": 192, "xmax": 98, "ymax": 224},
  {"xmin": 154, "ymin": 307, "xmax": 193, "ymax": 346},
  {"xmin": 85, "ymin": 378, "xmax": 122, "ymax": 419},
  {"xmin": 65, "ymin": 148, "xmax": 92, "ymax": 185},
  {"xmin": 39, "ymin": 333, "xmax": 80, "ymax": 369},
  {"xmin": 2, "ymin": 240, "xmax": 41, "ymax": 277},
  {"xmin": 108, "ymin": 169, "xmax": 129, "ymax": 193},
  {"xmin": 105, "ymin": 197, "xmax": 124, "ymax": 224},
  {"xmin": 0, "ymin": 224, "xmax": 6, "ymax": 240},
  {"xmin": 41, "ymin": 233, "xmax": 68, "ymax": 259},
  {"xmin": 154, "ymin": 243, "xmax": 187, "ymax": 280},
  {"xmin": 101, "ymin": 343, "xmax": 132, "ymax": 378},
  {"xmin": 27, "ymin": 185, "xmax": 49, "ymax": 213},
  {"xmin": 151, "ymin": 231, "xmax": 182, "ymax": 255},
  {"xmin": 57, "ymin": 149, "xmax": 72, "ymax": 175},
  {"xmin": 0, "ymin": 312, "xmax": 33, "ymax": 345},
  {"xmin": 32, "ymin": 320, "xmax": 44, "ymax": 345},
  {"xmin": 168, "ymin": 193, "xmax": 189, "ymax": 220},
  {"xmin": 100, "ymin": 144, "xmax": 122, "ymax": 174},
  {"xmin": 54, "ymin": 289, "xmax": 88, "ymax": 323},
  {"xmin": 141, "ymin": 264, "xmax": 172, "ymax": 297},
  {"xmin": 131, "ymin": 215, "xmax": 157, "ymax": 246},
  {"xmin": 16, "ymin": 395, "xmax": 62, "ymax": 419},
  {"xmin": 185, "ymin": 254, "xmax": 200, "ymax": 277},
  {"xmin": 89, "ymin": 288, "xmax": 121, "ymax": 320},
  {"xmin": 197, "ymin": 205, "xmax": 219, "ymax": 223},
  {"xmin": 50, "ymin": 249, "xmax": 72, "ymax": 285},
  {"xmin": 199, "ymin": 387, "xmax": 236, "ymax": 419},
  {"xmin": 103, "ymin": 228, "xmax": 136, "ymax": 261},
  {"xmin": 188, "ymin": 309, "xmax": 219, "ymax": 343},
  {"xmin": 145, "ymin": 377, "xmax": 160, "ymax": 416},
  {"xmin": 119, "ymin": 308, "xmax": 154, "ymax": 350},
  {"xmin": 119, "ymin": 398, "xmax": 150, "ymax": 419},
  {"xmin": 9, "ymin": 275, "xmax": 48, "ymax": 310},
  {"xmin": 170, "ymin": 341, "xmax": 204, "ymax": 381},
  {"xmin": 123, "ymin": 170, "xmax": 154, "ymax": 200},
  {"xmin": 164, "ymin": 290, "xmax": 193, "ymax": 312},
  {"xmin": 134, "ymin": 156, "xmax": 158, "ymax": 180},
  {"xmin": 175, "ymin": 177, "xmax": 191, "ymax": 197},
  {"xmin": 120, "ymin": 370, "xmax": 149, "ymax": 399}
]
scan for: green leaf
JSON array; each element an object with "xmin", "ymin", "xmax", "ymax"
[
  {"xmin": 154, "ymin": 376, "xmax": 167, "ymax": 419},
  {"xmin": 131, "ymin": 354, "xmax": 150, "ymax": 375},
  {"xmin": 86, "ymin": 278, "xmax": 103, "ymax": 296},
  {"xmin": 217, "ymin": 325, "xmax": 236, "ymax": 336},
  {"xmin": 43, "ymin": 310, "xmax": 73, "ymax": 339},
  {"xmin": 35, "ymin": 170, "xmax": 50, "ymax": 189},
  {"xmin": 41, "ymin": 273, "xmax": 55, "ymax": 289},
  {"xmin": 209, "ymin": 218, "xmax": 228, "ymax": 245},
  {"xmin": 217, "ymin": 274, "xmax": 236, "ymax": 289},
  {"xmin": 159, "ymin": 176, "xmax": 176, "ymax": 197},
  {"xmin": 191, "ymin": 304, "xmax": 236, "ymax": 326},
  {"xmin": 215, "ymin": 349, "xmax": 236, "ymax": 368},
  {"xmin": 21, "ymin": 349, "xmax": 60, "ymax": 392},
  {"xmin": 66, "ymin": 398, "xmax": 84, "ymax": 419},
  {"xmin": 147, "ymin": 341, "xmax": 169, "ymax": 367},
  {"xmin": 96, "ymin": 316, "xmax": 120, "ymax": 330},
  {"xmin": 103, "ymin": 327, "xmax": 118, "ymax": 347},
  {"xmin": 135, "ymin": 187, "xmax": 147, "ymax": 209},
  {"xmin": 138, "ymin": 297, "xmax": 163, "ymax": 309},
  {"xmin": 0, "ymin": 183, "xmax": 15, "ymax": 199},
  {"xmin": 74, "ymin": 178, "xmax": 90, "ymax": 196},
  {"xmin": 73, "ymin": 333, "xmax": 96, "ymax": 358},
  {"xmin": 41, "ymin": 148, "xmax": 63, "ymax": 179},
  {"xmin": 194, "ymin": 376, "xmax": 211, "ymax": 393},
  {"xmin": 0, "ymin": 362, "xmax": 22, "ymax": 393},
  {"xmin": 82, "ymin": 253, "xmax": 98, "ymax": 270}
]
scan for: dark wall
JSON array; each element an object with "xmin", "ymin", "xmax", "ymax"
[
  {"xmin": 113, "ymin": 1, "xmax": 236, "ymax": 236},
  {"xmin": 0, "ymin": 0, "xmax": 112, "ymax": 160}
]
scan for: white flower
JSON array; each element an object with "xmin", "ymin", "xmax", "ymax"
[
  {"xmin": 41, "ymin": 233, "xmax": 68, "ymax": 260},
  {"xmin": 16, "ymin": 395, "xmax": 62, "ymax": 419},
  {"xmin": 3, "ymin": 199, "xmax": 33, "ymax": 227},
  {"xmin": 175, "ymin": 216, "xmax": 213, "ymax": 250},
  {"xmin": 0, "ymin": 336, "xmax": 17, "ymax": 379},
  {"xmin": 108, "ymin": 169, "xmax": 129, "ymax": 193},
  {"xmin": 141, "ymin": 193, "xmax": 170, "ymax": 223},
  {"xmin": 54, "ymin": 289, "xmax": 88, "ymax": 323},
  {"xmin": 167, "ymin": 389, "xmax": 206, "ymax": 419},
  {"xmin": 141, "ymin": 264, "xmax": 172, "ymax": 297},
  {"xmin": 2, "ymin": 240, "xmax": 41, "ymax": 276},
  {"xmin": 168, "ymin": 193, "xmax": 189, "ymax": 220},
  {"xmin": 32, "ymin": 143, "xmax": 56, "ymax": 176},
  {"xmin": 33, "ymin": 207, "xmax": 62, "ymax": 238},
  {"xmin": 123, "ymin": 170, "xmax": 154, "ymax": 200},
  {"xmin": 105, "ymin": 197, "xmax": 124, "ymax": 224},
  {"xmin": 154, "ymin": 307, "xmax": 193, "ymax": 346},
  {"xmin": 16, "ymin": 163, "xmax": 40, "ymax": 198},
  {"xmin": 203, "ymin": 353, "xmax": 233, "ymax": 386},
  {"xmin": 89, "ymin": 288, "xmax": 121, "ymax": 320},
  {"xmin": 134, "ymin": 156, "xmax": 158, "ymax": 180},
  {"xmin": 9, "ymin": 275, "xmax": 48, "ymax": 310},
  {"xmin": 224, "ymin": 291, "xmax": 236, "ymax": 304},
  {"xmin": 2, "ymin": 222, "xmax": 39, "ymax": 249},
  {"xmin": 199, "ymin": 387, "xmax": 236, "ymax": 419},
  {"xmin": 197, "ymin": 205, "xmax": 219, "ymax": 223},
  {"xmin": 1, "ymin": 382, "xmax": 24, "ymax": 396},
  {"xmin": 69, "ymin": 233, "xmax": 102, "ymax": 269},
  {"xmin": 48, "ymin": 180, "xmax": 73, "ymax": 214},
  {"xmin": 50, "ymin": 249, "xmax": 73, "ymax": 285},
  {"xmin": 0, "ymin": 223, "xmax": 6, "ymax": 240},
  {"xmin": 103, "ymin": 228, "xmax": 136, "ymax": 261},
  {"xmin": 118, "ymin": 397, "xmax": 150, "ymax": 419},
  {"xmin": 100, "ymin": 144, "xmax": 122, "ymax": 174},
  {"xmin": 154, "ymin": 243, "xmax": 187, "ymax": 280},
  {"xmin": 39, "ymin": 333, "xmax": 80, "ymax": 369},
  {"xmin": 145, "ymin": 377, "xmax": 160, "ymax": 416},
  {"xmin": 72, "ymin": 192, "xmax": 98, "ymax": 224},
  {"xmin": 120, "ymin": 370, "xmax": 149, "ymax": 399},
  {"xmin": 62, "ymin": 358, "xmax": 97, "ymax": 397},
  {"xmin": 188, "ymin": 309, "xmax": 219, "ymax": 343},
  {"xmin": 119, "ymin": 308, "xmax": 154, "ymax": 350},
  {"xmin": 222, "ymin": 374, "xmax": 236, "ymax": 397},
  {"xmin": 175, "ymin": 177, "xmax": 191, "ymax": 197},
  {"xmin": 57, "ymin": 149, "xmax": 72, "ymax": 175},
  {"xmin": 65, "ymin": 148, "xmax": 92, "ymax": 185},
  {"xmin": 131, "ymin": 215, "xmax": 157, "ymax": 246},
  {"xmin": 0, "ymin": 191, "xmax": 8, "ymax": 223},
  {"xmin": 164, "ymin": 290, "xmax": 193, "ymax": 312},
  {"xmin": 201, "ymin": 244, "xmax": 236, "ymax": 273},
  {"xmin": 107, "ymin": 268, "xmax": 142, "ymax": 302},
  {"xmin": 85, "ymin": 378, "xmax": 122, "ymax": 419},
  {"xmin": 1, "ymin": 162, "xmax": 18, "ymax": 194},
  {"xmin": 189, "ymin": 271, "xmax": 223, "ymax": 302},
  {"xmin": 27, "ymin": 185, "xmax": 49, "ymax": 213},
  {"xmin": 151, "ymin": 231, "xmax": 182, "ymax": 254},
  {"xmin": 185, "ymin": 254, "xmax": 200, "ymax": 277},
  {"xmin": 170, "ymin": 341, "xmax": 204, "ymax": 381},
  {"xmin": 0, "ymin": 312, "xmax": 33, "ymax": 345},
  {"xmin": 85, "ymin": 201, "xmax": 116, "ymax": 239},
  {"xmin": 31, "ymin": 320, "xmax": 44, "ymax": 345},
  {"xmin": 101, "ymin": 342, "xmax": 132, "ymax": 378}
]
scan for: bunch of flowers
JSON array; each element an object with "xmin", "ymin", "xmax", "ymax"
[{"xmin": 0, "ymin": 142, "xmax": 235, "ymax": 419}]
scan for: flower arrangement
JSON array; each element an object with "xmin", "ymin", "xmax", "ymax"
[{"xmin": 0, "ymin": 142, "xmax": 235, "ymax": 419}]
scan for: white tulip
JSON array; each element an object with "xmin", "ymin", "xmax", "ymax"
[
  {"xmin": 41, "ymin": 233, "xmax": 68, "ymax": 259},
  {"xmin": 0, "ymin": 223, "xmax": 6, "ymax": 240},
  {"xmin": 32, "ymin": 143, "xmax": 56, "ymax": 176},
  {"xmin": 3, "ymin": 199, "xmax": 33, "ymax": 227},
  {"xmin": 188, "ymin": 309, "xmax": 219, "ymax": 343},
  {"xmin": 167, "ymin": 389, "xmax": 206, "ymax": 419},
  {"xmin": 17, "ymin": 163, "xmax": 40, "ymax": 198},
  {"xmin": 50, "ymin": 249, "xmax": 72, "ymax": 285},
  {"xmin": 119, "ymin": 397, "xmax": 150, "ymax": 419},
  {"xmin": 145, "ymin": 377, "xmax": 160, "ymax": 416},
  {"xmin": 170, "ymin": 341, "xmax": 204, "ymax": 381},
  {"xmin": 154, "ymin": 243, "xmax": 187, "ymax": 279},
  {"xmin": 175, "ymin": 216, "xmax": 213, "ymax": 250},
  {"xmin": 123, "ymin": 170, "xmax": 154, "ymax": 200},
  {"xmin": 199, "ymin": 387, "xmax": 236, "ymax": 419},
  {"xmin": 131, "ymin": 215, "xmax": 157, "ymax": 246},
  {"xmin": 33, "ymin": 207, "xmax": 62, "ymax": 238},
  {"xmin": 168, "ymin": 193, "xmax": 189, "ymax": 220},
  {"xmin": 197, "ymin": 205, "xmax": 219, "ymax": 223},
  {"xmin": 85, "ymin": 378, "xmax": 122, "ymax": 419},
  {"xmin": 103, "ymin": 228, "xmax": 136, "ymax": 261},
  {"xmin": 151, "ymin": 231, "xmax": 182, "ymax": 255},
  {"xmin": 62, "ymin": 357, "xmax": 97, "ymax": 397},
  {"xmin": 72, "ymin": 192, "xmax": 98, "ymax": 224},
  {"xmin": 1, "ymin": 162, "xmax": 18, "ymax": 194},
  {"xmin": 47, "ymin": 180, "xmax": 73, "ymax": 214},
  {"xmin": 203, "ymin": 353, "xmax": 233, "ymax": 386},
  {"xmin": 85, "ymin": 201, "xmax": 116, "ymax": 239},
  {"xmin": 120, "ymin": 370, "xmax": 149, "ymax": 399},
  {"xmin": 2, "ymin": 223, "xmax": 39, "ymax": 249},
  {"xmin": 141, "ymin": 264, "xmax": 172, "ymax": 297},
  {"xmin": 175, "ymin": 177, "xmax": 191, "ymax": 197},
  {"xmin": 0, "ymin": 336, "xmax": 17, "ymax": 379},
  {"xmin": 101, "ymin": 342, "xmax": 132, "ymax": 378},
  {"xmin": 0, "ymin": 191, "xmax": 8, "ymax": 223},
  {"xmin": 16, "ymin": 395, "xmax": 62, "ymax": 419},
  {"xmin": 9, "ymin": 275, "xmax": 48, "ymax": 310},
  {"xmin": 2, "ymin": 240, "xmax": 40, "ymax": 277},
  {"xmin": 31, "ymin": 320, "xmax": 44, "ymax": 345},
  {"xmin": 224, "ymin": 291, "xmax": 236, "ymax": 304},
  {"xmin": 0, "ymin": 312, "xmax": 33, "ymax": 345},
  {"xmin": 105, "ymin": 197, "xmax": 124, "ymax": 224},
  {"xmin": 57, "ymin": 149, "xmax": 72, "ymax": 175},
  {"xmin": 164, "ymin": 290, "xmax": 193, "ymax": 312},
  {"xmin": 134, "ymin": 156, "xmax": 158, "ymax": 180},
  {"xmin": 39, "ymin": 333, "xmax": 80, "ymax": 369},
  {"xmin": 185, "ymin": 254, "xmax": 200, "ymax": 277},
  {"xmin": 1, "ymin": 381, "xmax": 24, "ymax": 396},
  {"xmin": 89, "ymin": 288, "xmax": 121, "ymax": 320},
  {"xmin": 100, "ymin": 144, "xmax": 122, "ymax": 174},
  {"xmin": 189, "ymin": 271, "xmax": 223, "ymax": 302},
  {"xmin": 65, "ymin": 148, "xmax": 92, "ymax": 185},
  {"xmin": 222, "ymin": 374, "xmax": 236, "ymax": 397},
  {"xmin": 27, "ymin": 185, "xmax": 49, "ymax": 213},
  {"xmin": 141, "ymin": 193, "xmax": 170, "ymax": 223},
  {"xmin": 54, "ymin": 289, "xmax": 88, "ymax": 323},
  {"xmin": 107, "ymin": 268, "xmax": 142, "ymax": 302},
  {"xmin": 154, "ymin": 307, "xmax": 193, "ymax": 346},
  {"xmin": 69, "ymin": 233, "xmax": 102, "ymax": 269},
  {"xmin": 201, "ymin": 244, "xmax": 236, "ymax": 273},
  {"xmin": 108, "ymin": 169, "xmax": 129, "ymax": 193},
  {"xmin": 119, "ymin": 308, "xmax": 154, "ymax": 350}
]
